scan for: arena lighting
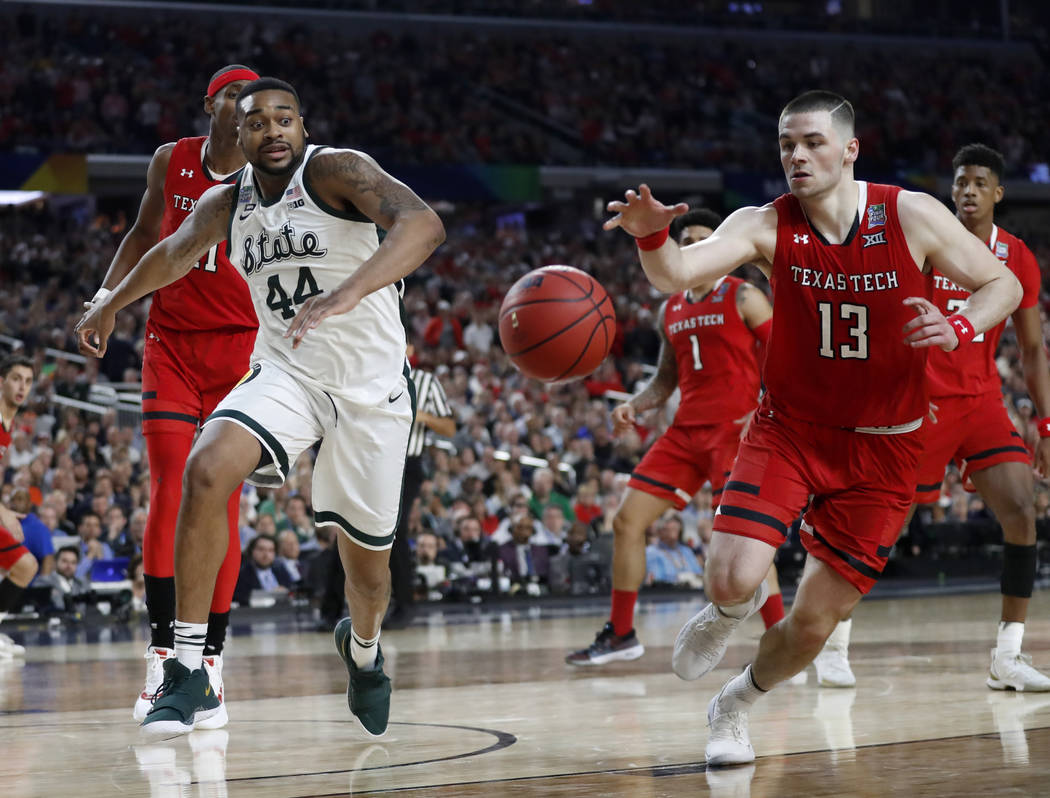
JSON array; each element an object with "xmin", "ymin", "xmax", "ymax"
[{"xmin": 0, "ymin": 190, "xmax": 45, "ymax": 205}]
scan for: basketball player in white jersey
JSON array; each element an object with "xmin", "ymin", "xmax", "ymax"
[{"xmin": 76, "ymin": 77, "xmax": 445, "ymax": 737}]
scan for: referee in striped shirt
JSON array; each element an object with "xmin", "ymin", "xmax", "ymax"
[{"xmin": 387, "ymin": 347, "xmax": 456, "ymax": 628}]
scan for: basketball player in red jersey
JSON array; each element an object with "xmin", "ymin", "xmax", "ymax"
[
  {"xmin": 566, "ymin": 208, "xmax": 790, "ymax": 666},
  {"xmin": 916, "ymin": 144, "xmax": 1050, "ymax": 689},
  {"xmin": 605, "ymin": 91, "xmax": 1021, "ymax": 766},
  {"xmin": 81, "ymin": 64, "xmax": 260, "ymax": 726},
  {"xmin": 0, "ymin": 355, "xmax": 37, "ymax": 658}
]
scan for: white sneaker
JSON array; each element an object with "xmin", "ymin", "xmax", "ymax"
[
  {"xmin": 988, "ymin": 648, "xmax": 1050, "ymax": 692},
  {"xmin": 134, "ymin": 646, "xmax": 172, "ymax": 721},
  {"xmin": 0, "ymin": 632, "xmax": 25, "ymax": 658},
  {"xmin": 673, "ymin": 581, "xmax": 768, "ymax": 681},
  {"xmin": 705, "ymin": 686, "xmax": 755, "ymax": 766},
  {"xmin": 815, "ymin": 646, "xmax": 856, "ymax": 688},
  {"xmin": 195, "ymin": 654, "xmax": 229, "ymax": 729}
]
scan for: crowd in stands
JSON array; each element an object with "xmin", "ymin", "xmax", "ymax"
[
  {"xmin": 2, "ymin": 193, "xmax": 1049, "ymax": 618},
  {"xmin": 3, "ymin": 6, "xmax": 1049, "ymax": 176}
]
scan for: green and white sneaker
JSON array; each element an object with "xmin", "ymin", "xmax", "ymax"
[
  {"xmin": 141, "ymin": 658, "xmax": 221, "ymax": 736},
  {"xmin": 334, "ymin": 618, "xmax": 391, "ymax": 738}
]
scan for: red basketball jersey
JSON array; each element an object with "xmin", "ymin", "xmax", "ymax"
[
  {"xmin": 0, "ymin": 421, "xmax": 10, "ymax": 462},
  {"xmin": 664, "ymin": 276, "xmax": 762, "ymax": 425},
  {"xmin": 925, "ymin": 225, "xmax": 1040, "ymax": 399},
  {"xmin": 765, "ymin": 182, "xmax": 933, "ymax": 427},
  {"xmin": 150, "ymin": 136, "xmax": 256, "ymax": 332}
]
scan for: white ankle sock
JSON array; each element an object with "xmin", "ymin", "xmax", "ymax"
[
  {"xmin": 825, "ymin": 618, "xmax": 852, "ymax": 652},
  {"xmin": 174, "ymin": 620, "xmax": 207, "ymax": 671},
  {"xmin": 718, "ymin": 592, "xmax": 758, "ymax": 620},
  {"xmin": 997, "ymin": 621, "xmax": 1024, "ymax": 658},
  {"xmin": 350, "ymin": 627, "xmax": 379, "ymax": 670},
  {"xmin": 719, "ymin": 664, "xmax": 768, "ymax": 712}
]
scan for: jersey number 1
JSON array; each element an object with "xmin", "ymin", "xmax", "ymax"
[
  {"xmin": 688, "ymin": 335, "xmax": 703, "ymax": 370},
  {"xmin": 266, "ymin": 267, "xmax": 324, "ymax": 319},
  {"xmin": 818, "ymin": 302, "xmax": 869, "ymax": 360},
  {"xmin": 195, "ymin": 245, "xmax": 218, "ymax": 272}
]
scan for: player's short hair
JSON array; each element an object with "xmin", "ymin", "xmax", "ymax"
[
  {"xmin": 780, "ymin": 90, "xmax": 855, "ymax": 138},
  {"xmin": 0, "ymin": 354, "xmax": 33, "ymax": 379},
  {"xmin": 236, "ymin": 77, "xmax": 302, "ymax": 116},
  {"xmin": 952, "ymin": 143, "xmax": 1004, "ymax": 182},
  {"xmin": 671, "ymin": 208, "xmax": 723, "ymax": 239}
]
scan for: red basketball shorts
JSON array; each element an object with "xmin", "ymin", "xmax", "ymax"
[
  {"xmin": 141, "ymin": 320, "xmax": 257, "ymax": 436},
  {"xmin": 714, "ymin": 401, "xmax": 924, "ymax": 594},
  {"xmin": 628, "ymin": 420, "xmax": 745, "ymax": 510},
  {"xmin": 0, "ymin": 526, "xmax": 29, "ymax": 570},
  {"xmin": 914, "ymin": 392, "xmax": 1031, "ymax": 504}
]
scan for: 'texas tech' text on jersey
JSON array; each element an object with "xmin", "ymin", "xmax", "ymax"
[
  {"xmin": 765, "ymin": 182, "xmax": 933, "ymax": 428},
  {"xmin": 227, "ymin": 145, "xmax": 406, "ymax": 406}
]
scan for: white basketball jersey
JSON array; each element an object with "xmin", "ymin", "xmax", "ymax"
[{"xmin": 227, "ymin": 145, "xmax": 406, "ymax": 405}]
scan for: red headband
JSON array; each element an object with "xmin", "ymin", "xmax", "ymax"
[{"xmin": 207, "ymin": 68, "xmax": 259, "ymax": 98}]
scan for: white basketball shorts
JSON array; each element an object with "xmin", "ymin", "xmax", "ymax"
[{"xmin": 204, "ymin": 360, "xmax": 415, "ymax": 550}]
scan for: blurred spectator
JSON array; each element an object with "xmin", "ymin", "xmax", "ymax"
[
  {"xmin": 438, "ymin": 515, "xmax": 490, "ymax": 568},
  {"xmin": 113, "ymin": 507, "xmax": 148, "ymax": 558},
  {"xmin": 497, "ymin": 512, "xmax": 550, "ymax": 585},
  {"xmin": 536, "ymin": 504, "xmax": 569, "ymax": 546},
  {"xmin": 74, "ymin": 510, "xmax": 113, "ymax": 581},
  {"xmin": 276, "ymin": 529, "xmax": 304, "ymax": 584},
  {"xmin": 7, "ymin": 488, "xmax": 54, "ymax": 576},
  {"xmin": 277, "ymin": 495, "xmax": 315, "ymax": 551},
  {"xmin": 38, "ymin": 545, "xmax": 91, "ymax": 611},
  {"xmin": 128, "ymin": 553, "xmax": 146, "ymax": 613},
  {"xmin": 423, "ymin": 300, "xmax": 464, "ymax": 350},
  {"xmin": 549, "ymin": 521, "xmax": 610, "ymax": 595},
  {"xmin": 233, "ymin": 535, "xmax": 294, "ymax": 605},
  {"xmin": 645, "ymin": 513, "xmax": 703, "ymax": 588},
  {"xmin": 528, "ymin": 467, "xmax": 577, "ymax": 523}
]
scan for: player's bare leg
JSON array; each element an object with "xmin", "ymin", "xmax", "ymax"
[
  {"xmin": 706, "ymin": 557, "xmax": 860, "ymax": 765},
  {"xmin": 333, "ymin": 533, "xmax": 394, "ymax": 736},
  {"xmin": 567, "ymin": 488, "xmax": 671, "ymax": 665},
  {"xmin": 672, "ymin": 532, "xmax": 774, "ymax": 681},
  {"xmin": 141, "ymin": 421, "xmax": 260, "ymax": 735},
  {"xmin": 971, "ymin": 462, "xmax": 1050, "ymax": 691}
]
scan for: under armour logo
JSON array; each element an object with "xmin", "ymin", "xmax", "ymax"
[
  {"xmin": 793, "ymin": 233, "xmax": 809, "ymax": 244},
  {"xmin": 957, "ymin": 322, "xmax": 969, "ymax": 334},
  {"xmin": 181, "ymin": 169, "xmax": 194, "ymax": 178},
  {"xmin": 671, "ymin": 304, "xmax": 682, "ymax": 312}
]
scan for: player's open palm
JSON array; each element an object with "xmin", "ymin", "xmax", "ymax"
[
  {"xmin": 603, "ymin": 184, "xmax": 688, "ymax": 238},
  {"xmin": 611, "ymin": 403, "xmax": 636, "ymax": 436},
  {"xmin": 74, "ymin": 303, "xmax": 115, "ymax": 358},
  {"xmin": 285, "ymin": 286, "xmax": 360, "ymax": 349}
]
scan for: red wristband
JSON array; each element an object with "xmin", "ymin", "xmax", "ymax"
[
  {"xmin": 1038, "ymin": 418, "xmax": 1050, "ymax": 439},
  {"xmin": 635, "ymin": 226, "xmax": 670, "ymax": 251},
  {"xmin": 947, "ymin": 314, "xmax": 975, "ymax": 346}
]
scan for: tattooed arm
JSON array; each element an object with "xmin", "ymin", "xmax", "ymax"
[
  {"xmin": 286, "ymin": 149, "xmax": 446, "ymax": 347},
  {"xmin": 75, "ymin": 184, "xmax": 234, "ymax": 357}
]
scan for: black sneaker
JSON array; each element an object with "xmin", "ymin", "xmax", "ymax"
[
  {"xmin": 334, "ymin": 618, "xmax": 391, "ymax": 737},
  {"xmin": 566, "ymin": 621, "xmax": 646, "ymax": 666},
  {"xmin": 141, "ymin": 658, "xmax": 221, "ymax": 735}
]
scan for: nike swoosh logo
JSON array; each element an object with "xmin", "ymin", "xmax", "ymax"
[
  {"xmin": 388, "ymin": 391, "xmax": 403, "ymax": 403},
  {"xmin": 238, "ymin": 212, "xmax": 252, "ymax": 220}
]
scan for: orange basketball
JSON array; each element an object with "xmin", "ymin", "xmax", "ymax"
[{"xmin": 498, "ymin": 265, "xmax": 616, "ymax": 383}]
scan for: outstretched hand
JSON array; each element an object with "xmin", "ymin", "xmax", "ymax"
[
  {"xmin": 603, "ymin": 184, "xmax": 689, "ymax": 238},
  {"xmin": 902, "ymin": 297, "xmax": 959, "ymax": 351}
]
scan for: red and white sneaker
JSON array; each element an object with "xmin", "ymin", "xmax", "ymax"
[
  {"xmin": 133, "ymin": 646, "xmax": 172, "ymax": 721},
  {"xmin": 195, "ymin": 654, "xmax": 229, "ymax": 729}
]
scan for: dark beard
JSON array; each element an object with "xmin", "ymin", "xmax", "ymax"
[{"xmin": 253, "ymin": 145, "xmax": 306, "ymax": 177}]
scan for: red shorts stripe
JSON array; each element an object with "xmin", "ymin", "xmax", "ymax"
[{"xmin": 0, "ymin": 526, "xmax": 29, "ymax": 570}]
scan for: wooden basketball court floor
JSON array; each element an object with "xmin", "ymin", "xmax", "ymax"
[{"xmin": 3, "ymin": 590, "xmax": 1050, "ymax": 797}]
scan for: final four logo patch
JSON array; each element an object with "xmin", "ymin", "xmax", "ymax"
[
  {"xmin": 995, "ymin": 241, "xmax": 1009, "ymax": 260},
  {"xmin": 238, "ymin": 184, "xmax": 253, "ymax": 204},
  {"xmin": 866, "ymin": 203, "xmax": 886, "ymax": 228}
]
